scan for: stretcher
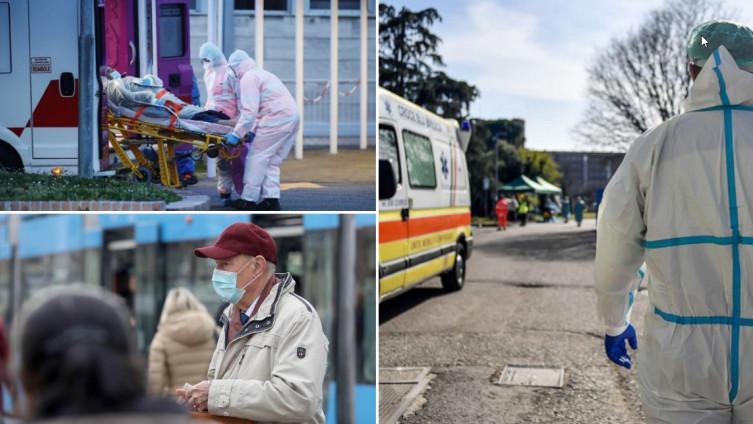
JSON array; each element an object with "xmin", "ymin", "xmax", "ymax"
[{"xmin": 105, "ymin": 106, "xmax": 241, "ymax": 189}]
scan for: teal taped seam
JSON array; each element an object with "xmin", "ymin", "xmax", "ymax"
[{"xmin": 654, "ymin": 308, "xmax": 753, "ymax": 326}]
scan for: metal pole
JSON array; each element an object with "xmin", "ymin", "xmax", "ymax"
[
  {"xmin": 329, "ymin": 0, "xmax": 338, "ymax": 154},
  {"xmin": 294, "ymin": 0, "xmax": 304, "ymax": 160},
  {"xmin": 359, "ymin": 0, "xmax": 367, "ymax": 150},
  {"xmin": 78, "ymin": 0, "xmax": 94, "ymax": 177},
  {"xmin": 222, "ymin": 0, "xmax": 234, "ymax": 54},
  {"xmin": 137, "ymin": 0, "xmax": 149, "ymax": 76},
  {"xmin": 336, "ymin": 215, "xmax": 356, "ymax": 424},
  {"xmin": 255, "ymin": 0, "xmax": 264, "ymax": 68},
  {"xmin": 206, "ymin": 0, "xmax": 219, "ymax": 179},
  {"xmin": 9, "ymin": 215, "xmax": 20, "ymax": 320},
  {"xmin": 151, "ymin": 0, "xmax": 158, "ymax": 76}
]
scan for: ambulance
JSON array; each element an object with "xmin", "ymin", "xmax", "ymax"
[
  {"xmin": 0, "ymin": 0, "xmax": 193, "ymax": 174},
  {"xmin": 378, "ymin": 88, "xmax": 473, "ymax": 301}
]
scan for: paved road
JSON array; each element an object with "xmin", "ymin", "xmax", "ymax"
[
  {"xmin": 176, "ymin": 147, "xmax": 375, "ymax": 211},
  {"xmin": 380, "ymin": 220, "xmax": 648, "ymax": 423}
]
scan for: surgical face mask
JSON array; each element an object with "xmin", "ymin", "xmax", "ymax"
[{"xmin": 211, "ymin": 259, "xmax": 263, "ymax": 304}]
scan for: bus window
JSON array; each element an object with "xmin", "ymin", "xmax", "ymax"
[
  {"xmin": 159, "ymin": 4, "xmax": 185, "ymax": 58},
  {"xmin": 379, "ymin": 125, "xmax": 401, "ymax": 184}
]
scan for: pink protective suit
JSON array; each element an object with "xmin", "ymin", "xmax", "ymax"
[
  {"xmin": 228, "ymin": 50, "xmax": 300, "ymax": 203},
  {"xmin": 199, "ymin": 43, "xmax": 242, "ymax": 196}
]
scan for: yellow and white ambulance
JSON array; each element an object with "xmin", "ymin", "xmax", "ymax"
[{"xmin": 378, "ymin": 88, "xmax": 473, "ymax": 301}]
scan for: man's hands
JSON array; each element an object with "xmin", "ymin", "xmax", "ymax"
[
  {"xmin": 604, "ymin": 323, "xmax": 638, "ymax": 369},
  {"xmin": 176, "ymin": 380, "xmax": 211, "ymax": 412}
]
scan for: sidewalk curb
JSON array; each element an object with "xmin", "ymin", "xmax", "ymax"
[
  {"xmin": 166, "ymin": 195, "xmax": 211, "ymax": 211},
  {"xmin": 0, "ymin": 200, "xmax": 165, "ymax": 211}
]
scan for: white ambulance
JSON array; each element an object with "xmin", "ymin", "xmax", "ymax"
[
  {"xmin": 378, "ymin": 88, "xmax": 473, "ymax": 301},
  {"xmin": 0, "ymin": 0, "xmax": 95, "ymax": 172}
]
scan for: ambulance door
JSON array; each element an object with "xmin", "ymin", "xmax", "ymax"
[
  {"xmin": 29, "ymin": 0, "xmax": 78, "ymax": 159},
  {"xmin": 0, "ymin": 1, "xmax": 31, "ymax": 153},
  {"xmin": 379, "ymin": 122, "xmax": 409, "ymax": 298}
]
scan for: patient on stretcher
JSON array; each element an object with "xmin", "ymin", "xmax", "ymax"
[{"xmin": 104, "ymin": 70, "xmax": 230, "ymax": 129}]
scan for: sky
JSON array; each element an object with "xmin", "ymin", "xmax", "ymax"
[{"xmin": 383, "ymin": 0, "xmax": 753, "ymax": 151}]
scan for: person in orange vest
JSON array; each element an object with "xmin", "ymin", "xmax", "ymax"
[{"xmin": 495, "ymin": 197, "xmax": 508, "ymax": 231}]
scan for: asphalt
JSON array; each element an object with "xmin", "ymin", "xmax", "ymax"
[
  {"xmin": 175, "ymin": 147, "xmax": 375, "ymax": 211},
  {"xmin": 379, "ymin": 220, "xmax": 648, "ymax": 423}
]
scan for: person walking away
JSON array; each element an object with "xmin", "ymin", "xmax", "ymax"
[
  {"xmin": 562, "ymin": 196, "xmax": 571, "ymax": 223},
  {"xmin": 222, "ymin": 50, "xmax": 300, "ymax": 211},
  {"xmin": 518, "ymin": 196, "xmax": 530, "ymax": 227},
  {"xmin": 595, "ymin": 21, "xmax": 753, "ymax": 423},
  {"xmin": 495, "ymin": 197, "xmax": 508, "ymax": 230},
  {"xmin": 574, "ymin": 197, "xmax": 585, "ymax": 227},
  {"xmin": 148, "ymin": 287, "xmax": 217, "ymax": 397}
]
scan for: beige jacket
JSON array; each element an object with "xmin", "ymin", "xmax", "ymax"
[
  {"xmin": 148, "ymin": 309, "xmax": 218, "ymax": 396},
  {"xmin": 207, "ymin": 274, "xmax": 329, "ymax": 423}
]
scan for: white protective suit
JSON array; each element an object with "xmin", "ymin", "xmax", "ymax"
[
  {"xmin": 200, "ymin": 43, "xmax": 240, "ymax": 196},
  {"xmin": 595, "ymin": 45, "xmax": 753, "ymax": 423},
  {"xmin": 228, "ymin": 50, "xmax": 300, "ymax": 203}
]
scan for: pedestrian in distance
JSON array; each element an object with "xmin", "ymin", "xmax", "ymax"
[
  {"xmin": 518, "ymin": 195, "xmax": 530, "ymax": 227},
  {"xmin": 148, "ymin": 287, "xmax": 217, "ymax": 397},
  {"xmin": 595, "ymin": 20, "xmax": 753, "ymax": 423},
  {"xmin": 495, "ymin": 196, "xmax": 508, "ymax": 231},
  {"xmin": 574, "ymin": 196, "xmax": 586, "ymax": 227},
  {"xmin": 562, "ymin": 196, "xmax": 571, "ymax": 223}
]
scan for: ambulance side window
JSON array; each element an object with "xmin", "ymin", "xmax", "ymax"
[
  {"xmin": 379, "ymin": 125, "xmax": 401, "ymax": 184},
  {"xmin": 0, "ymin": 3, "xmax": 10, "ymax": 73},
  {"xmin": 402, "ymin": 130, "xmax": 436, "ymax": 189}
]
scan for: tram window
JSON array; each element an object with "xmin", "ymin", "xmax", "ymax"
[{"xmin": 159, "ymin": 4, "xmax": 185, "ymax": 58}]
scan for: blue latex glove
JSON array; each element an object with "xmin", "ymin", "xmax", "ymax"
[
  {"xmin": 225, "ymin": 133, "xmax": 241, "ymax": 146},
  {"xmin": 604, "ymin": 323, "xmax": 637, "ymax": 369}
]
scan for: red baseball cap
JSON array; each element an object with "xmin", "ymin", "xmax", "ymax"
[{"xmin": 194, "ymin": 222, "xmax": 277, "ymax": 263}]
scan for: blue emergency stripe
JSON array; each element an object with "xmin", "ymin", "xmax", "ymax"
[{"xmin": 643, "ymin": 49, "xmax": 749, "ymax": 402}]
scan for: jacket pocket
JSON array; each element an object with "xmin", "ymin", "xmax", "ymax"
[{"xmin": 232, "ymin": 333, "xmax": 280, "ymax": 380}]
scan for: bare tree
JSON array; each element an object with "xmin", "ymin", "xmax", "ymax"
[{"xmin": 576, "ymin": 0, "xmax": 737, "ymax": 151}]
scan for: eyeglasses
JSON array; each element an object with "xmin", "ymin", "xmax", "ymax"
[{"xmin": 201, "ymin": 58, "xmax": 211, "ymax": 63}]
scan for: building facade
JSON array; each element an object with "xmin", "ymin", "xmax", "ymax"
[
  {"xmin": 548, "ymin": 151, "xmax": 625, "ymax": 203},
  {"xmin": 188, "ymin": 0, "xmax": 377, "ymax": 143}
]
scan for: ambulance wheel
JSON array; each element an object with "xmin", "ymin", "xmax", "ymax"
[
  {"xmin": 0, "ymin": 144, "xmax": 23, "ymax": 172},
  {"xmin": 441, "ymin": 243, "xmax": 466, "ymax": 292}
]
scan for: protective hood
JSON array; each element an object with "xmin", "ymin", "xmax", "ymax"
[
  {"xmin": 683, "ymin": 45, "xmax": 753, "ymax": 111},
  {"xmin": 158, "ymin": 309, "xmax": 216, "ymax": 346},
  {"xmin": 199, "ymin": 42, "xmax": 227, "ymax": 67},
  {"xmin": 228, "ymin": 49, "xmax": 257, "ymax": 79}
]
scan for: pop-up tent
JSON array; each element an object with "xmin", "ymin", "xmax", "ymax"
[{"xmin": 501, "ymin": 175, "xmax": 561, "ymax": 194}]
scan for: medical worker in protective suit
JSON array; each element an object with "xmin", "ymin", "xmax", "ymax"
[
  {"xmin": 199, "ymin": 42, "xmax": 240, "ymax": 200},
  {"xmin": 222, "ymin": 50, "xmax": 300, "ymax": 211},
  {"xmin": 595, "ymin": 21, "xmax": 753, "ymax": 423}
]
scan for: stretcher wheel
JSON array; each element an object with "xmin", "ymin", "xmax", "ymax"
[
  {"xmin": 207, "ymin": 144, "xmax": 220, "ymax": 159},
  {"xmin": 191, "ymin": 149, "xmax": 204, "ymax": 161},
  {"xmin": 129, "ymin": 166, "xmax": 153, "ymax": 184}
]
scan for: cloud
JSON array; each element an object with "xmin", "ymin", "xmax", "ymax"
[{"xmin": 439, "ymin": 0, "xmax": 587, "ymax": 103}]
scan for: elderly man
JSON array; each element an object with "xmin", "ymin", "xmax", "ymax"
[
  {"xmin": 222, "ymin": 50, "xmax": 300, "ymax": 212},
  {"xmin": 177, "ymin": 222, "xmax": 328, "ymax": 423},
  {"xmin": 595, "ymin": 21, "xmax": 753, "ymax": 423}
]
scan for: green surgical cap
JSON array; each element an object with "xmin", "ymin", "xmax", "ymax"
[{"xmin": 688, "ymin": 20, "xmax": 753, "ymax": 67}]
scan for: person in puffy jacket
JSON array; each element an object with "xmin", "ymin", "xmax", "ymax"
[{"xmin": 148, "ymin": 287, "xmax": 217, "ymax": 397}]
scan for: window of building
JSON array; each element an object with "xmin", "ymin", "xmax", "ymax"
[
  {"xmin": 0, "ymin": 3, "xmax": 11, "ymax": 73},
  {"xmin": 235, "ymin": 0, "xmax": 289, "ymax": 11},
  {"xmin": 403, "ymin": 130, "xmax": 436, "ymax": 189},
  {"xmin": 310, "ymin": 0, "xmax": 359, "ymax": 10}
]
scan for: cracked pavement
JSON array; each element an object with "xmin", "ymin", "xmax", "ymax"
[{"xmin": 379, "ymin": 220, "xmax": 648, "ymax": 423}]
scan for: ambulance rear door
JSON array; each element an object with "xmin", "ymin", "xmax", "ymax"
[{"xmin": 29, "ymin": 0, "xmax": 79, "ymax": 159}]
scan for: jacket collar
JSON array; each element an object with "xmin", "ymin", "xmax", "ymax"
[
  {"xmin": 683, "ymin": 46, "xmax": 753, "ymax": 112},
  {"xmin": 219, "ymin": 273, "xmax": 296, "ymax": 340}
]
